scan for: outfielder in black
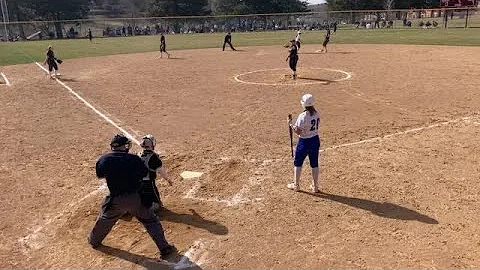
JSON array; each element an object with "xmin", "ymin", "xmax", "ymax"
[
  {"xmin": 160, "ymin": 33, "xmax": 170, "ymax": 58},
  {"xmin": 223, "ymin": 32, "xmax": 236, "ymax": 51},
  {"xmin": 286, "ymin": 40, "xmax": 299, "ymax": 79},
  {"xmin": 88, "ymin": 28, "xmax": 93, "ymax": 42}
]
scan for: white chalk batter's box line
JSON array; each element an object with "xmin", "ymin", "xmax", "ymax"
[{"xmin": 1, "ymin": 72, "xmax": 11, "ymax": 86}]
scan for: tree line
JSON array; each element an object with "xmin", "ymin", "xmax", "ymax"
[
  {"xmin": 6, "ymin": 0, "xmax": 310, "ymax": 22},
  {"xmin": 325, "ymin": 0, "xmax": 441, "ymax": 11}
]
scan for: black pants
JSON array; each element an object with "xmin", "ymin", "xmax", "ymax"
[
  {"xmin": 289, "ymin": 56, "xmax": 298, "ymax": 72},
  {"xmin": 223, "ymin": 41, "xmax": 235, "ymax": 51},
  {"xmin": 296, "ymin": 41, "xmax": 301, "ymax": 50},
  {"xmin": 88, "ymin": 193, "xmax": 170, "ymax": 251},
  {"xmin": 48, "ymin": 60, "xmax": 58, "ymax": 72},
  {"xmin": 140, "ymin": 179, "xmax": 161, "ymax": 208},
  {"xmin": 160, "ymin": 44, "xmax": 166, "ymax": 52}
]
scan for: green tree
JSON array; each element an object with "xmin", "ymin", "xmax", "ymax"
[
  {"xmin": 17, "ymin": 0, "xmax": 91, "ymax": 37},
  {"xmin": 326, "ymin": 0, "xmax": 439, "ymax": 10},
  {"xmin": 147, "ymin": 0, "xmax": 210, "ymax": 16},
  {"xmin": 215, "ymin": 0, "xmax": 308, "ymax": 14}
]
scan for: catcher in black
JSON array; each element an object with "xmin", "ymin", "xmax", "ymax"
[
  {"xmin": 320, "ymin": 29, "xmax": 331, "ymax": 53},
  {"xmin": 139, "ymin": 135, "xmax": 172, "ymax": 212},
  {"xmin": 88, "ymin": 134, "xmax": 176, "ymax": 259},
  {"xmin": 223, "ymin": 32, "xmax": 236, "ymax": 51},
  {"xmin": 286, "ymin": 40, "xmax": 299, "ymax": 79},
  {"xmin": 43, "ymin": 46, "xmax": 62, "ymax": 79},
  {"xmin": 160, "ymin": 33, "xmax": 170, "ymax": 58}
]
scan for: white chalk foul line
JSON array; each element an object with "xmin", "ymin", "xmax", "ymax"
[
  {"xmin": 1, "ymin": 72, "xmax": 11, "ymax": 86},
  {"xmin": 234, "ymin": 67, "xmax": 352, "ymax": 86},
  {"xmin": 321, "ymin": 115, "xmax": 475, "ymax": 152},
  {"xmin": 35, "ymin": 62, "xmax": 140, "ymax": 145}
]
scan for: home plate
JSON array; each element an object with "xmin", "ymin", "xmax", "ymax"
[{"xmin": 180, "ymin": 171, "xmax": 204, "ymax": 180}]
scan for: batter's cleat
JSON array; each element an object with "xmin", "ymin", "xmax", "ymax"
[
  {"xmin": 160, "ymin": 244, "xmax": 177, "ymax": 259},
  {"xmin": 309, "ymin": 184, "xmax": 320, "ymax": 193},
  {"xmin": 287, "ymin": 183, "xmax": 300, "ymax": 192}
]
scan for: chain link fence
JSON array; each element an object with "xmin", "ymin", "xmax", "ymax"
[{"xmin": 1, "ymin": 7, "xmax": 479, "ymax": 41}]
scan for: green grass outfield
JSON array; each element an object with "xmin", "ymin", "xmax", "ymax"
[{"xmin": 1, "ymin": 28, "xmax": 480, "ymax": 66}]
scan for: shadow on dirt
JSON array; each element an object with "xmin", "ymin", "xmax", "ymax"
[
  {"xmin": 301, "ymin": 191, "xmax": 438, "ymax": 224},
  {"xmin": 97, "ymin": 245, "xmax": 202, "ymax": 270},
  {"xmin": 297, "ymin": 77, "xmax": 336, "ymax": 85},
  {"xmin": 158, "ymin": 208, "xmax": 228, "ymax": 235}
]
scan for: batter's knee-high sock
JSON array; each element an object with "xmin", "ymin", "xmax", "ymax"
[
  {"xmin": 312, "ymin": 167, "xmax": 319, "ymax": 193},
  {"xmin": 294, "ymin": 166, "xmax": 302, "ymax": 188}
]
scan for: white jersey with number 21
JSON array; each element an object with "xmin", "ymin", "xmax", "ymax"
[{"xmin": 295, "ymin": 111, "xmax": 320, "ymax": 139}]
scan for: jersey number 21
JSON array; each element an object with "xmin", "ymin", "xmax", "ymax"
[{"xmin": 310, "ymin": 118, "xmax": 320, "ymax": 131}]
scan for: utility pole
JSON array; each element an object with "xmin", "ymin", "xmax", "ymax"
[{"xmin": 0, "ymin": 0, "xmax": 9, "ymax": 41}]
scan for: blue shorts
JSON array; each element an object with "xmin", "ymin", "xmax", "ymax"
[{"xmin": 294, "ymin": 135, "xmax": 320, "ymax": 168}]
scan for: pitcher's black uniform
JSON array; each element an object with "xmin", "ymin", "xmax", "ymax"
[{"xmin": 288, "ymin": 43, "xmax": 298, "ymax": 73}]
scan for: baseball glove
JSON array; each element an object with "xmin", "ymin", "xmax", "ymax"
[{"xmin": 56, "ymin": 59, "xmax": 63, "ymax": 64}]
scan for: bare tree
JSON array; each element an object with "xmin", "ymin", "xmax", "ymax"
[{"xmin": 384, "ymin": 0, "xmax": 394, "ymax": 10}]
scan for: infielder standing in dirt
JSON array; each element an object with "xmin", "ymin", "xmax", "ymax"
[
  {"xmin": 43, "ymin": 46, "xmax": 61, "ymax": 79},
  {"xmin": 88, "ymin": 134, "xmax": 176, "ymax": 259},
  {"xmin": 286, "ymin": 39, "xmax": 299, "ymax": 79},
  {"xmin": 139, "ymin": 134, "xmax": 172, "ymax": 213},
  {"xmin": 223, "ymin": 32, "xmax": 236, "ymax": 51},
  {"xmin": 320, "ymin": 28, "xmax": 331, "ymax": 53},
  {"xmin": 288, "ymin": 94, "xmax": 320, "ymax": 193}
]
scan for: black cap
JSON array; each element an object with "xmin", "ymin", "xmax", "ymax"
[{"xmin": 110, "ymin": 134, "xmax": 130, "ymax": 148}]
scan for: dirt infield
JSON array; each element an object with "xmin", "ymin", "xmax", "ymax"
[{"xmin": 1, "ymin": 44, "xmax": 480, "ymax": 268}]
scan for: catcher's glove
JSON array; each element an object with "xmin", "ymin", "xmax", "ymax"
[{"xmin": 56, "ymin": 59, "xmax": 63, "ymax": 64}]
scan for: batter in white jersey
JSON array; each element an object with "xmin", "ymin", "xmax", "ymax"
[{"xmin": 288, "ymin": 93, "xmax": 321, "ymax": 193}]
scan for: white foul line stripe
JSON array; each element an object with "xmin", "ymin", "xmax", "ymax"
[
  {"xmin": 321, "ymin": 116, "xmax": 474, "ymax": 152},
  {"xmin": 34, "ymin": 62, "xmax": 140, "ymax": 145},
  {"xmin": 1, "ymin": 72, "xmax": 10, "ymax": 86}
]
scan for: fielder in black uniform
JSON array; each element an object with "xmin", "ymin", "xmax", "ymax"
[
  {"xmin": 43, "ymin": 46, "xmax": 62, "ymax": 79},
  {"xmin": 320, "ymin": 29, "xmax": 331, "ymax": 53},
  {"xmin": 88, "ymin": 28, "xmax": 93, "ymax": 42},
  {"xmin": 223, "ymin": 32, "xmax": 236, "ymax": 51},
  {"xmin": 88, "ymin": 134, "xmax": 176, "ymax": 259},
  {"xmin": 286, "ymin": 40, "xmax": 299, "ymax": 79},
  {"xmin": 160, "ymin": 33, "xmax": 170, "ymax": 58},
  {"xmin": 139, "ymin": 135, "xmax": 172, "ymax": 212}
]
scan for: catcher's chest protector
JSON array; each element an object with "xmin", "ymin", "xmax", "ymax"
[{"xmin": 140, "ymin": 152, "xmax": 156, "ymax": 180}]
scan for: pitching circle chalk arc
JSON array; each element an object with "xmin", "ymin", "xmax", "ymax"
[{"xmin": 234, "ymin": 68, "xmax": 352, "ymax": 86}]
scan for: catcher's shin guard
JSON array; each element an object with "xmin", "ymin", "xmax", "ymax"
[{"xmin": 312, "ymin": 167, "xmax": 319, "ymax": 193}]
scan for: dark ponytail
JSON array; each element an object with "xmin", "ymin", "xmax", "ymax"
[{"xmin": 305, "ymin": 106, "xmax": 317, "ymax": 116}]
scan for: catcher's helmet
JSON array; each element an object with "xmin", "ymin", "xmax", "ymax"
[
  {"xmin": 140, "ymin": 134, "xmax": 156, "ymax": 149},
  {"xmin": 301, "ymin": 94, "xmax": 314, "ymax": 108},
  {"xmin": 110, "ymin": 134, "xmax": 131, "ymax": 148}
]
